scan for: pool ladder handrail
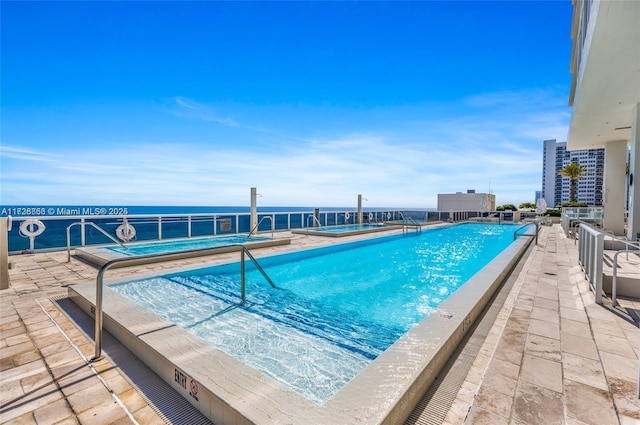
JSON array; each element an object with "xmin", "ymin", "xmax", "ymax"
[
  {"xmin": 513, "ymin": 221, "xmax": 539, "ymax": 245},
  {"xmin": 66, "ymin": 221, "xmax": 129, "ymax": 263},
  {"xmin": 248, "ymin": 216, "xmax": 274, "ymax": 238},
  {"xmin": 92, "ymin": 243, "xmax": 276, "ymax": 361},
  {"xmin": 305, "ymin": 214, "xmax": 322, "ymax": 233},
  {"xmin": 398, "ymin": 212, "xmax": 422, "ymax": 234}
]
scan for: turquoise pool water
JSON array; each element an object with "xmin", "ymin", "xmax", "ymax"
[
  {"xmin": 106, "ymin": 235, "xmax": 269, "ymax": 256},
  {"xmin": 109, "ymin": 223, "xmax": 528, "ymax": 403}
]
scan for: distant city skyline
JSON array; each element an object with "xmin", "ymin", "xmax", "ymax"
[{"xmin": 1, "ymin": 1, "xmax": 573, "ymax": 208}]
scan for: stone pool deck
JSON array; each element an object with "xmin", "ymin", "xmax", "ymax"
[{"xmin": 1, "ymin": 224, "xmax": 639, "ymax": 424}]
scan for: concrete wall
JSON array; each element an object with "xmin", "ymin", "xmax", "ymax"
[{"xmin": 437, "ymin": 193, "xmax": 496, "ymax": 212}]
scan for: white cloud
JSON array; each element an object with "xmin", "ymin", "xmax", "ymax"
[
  {"xmin": 1, "ymin": 88, "xmax": 569, "ymax": 208},
  {"xmin": 172, "ymin": 97, "xmax": 238, "ymax": 126},
  {"xmin": 0, "ymin": 145, "xmax": 58, "ymax": 162}
]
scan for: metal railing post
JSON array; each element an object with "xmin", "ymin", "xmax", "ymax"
[
  {"xmin": 94, "ymin": 267, "xmax": 106, "ymax": 360},
  {"xmin": 241, "ymin": 249, "xmax": 246, "ymax": 304},
  {"xmin": 81, "ymin": 218, "xmax": 86, "ymax": 247},
  {"xmin": 1, "ymin": 218, "xmax": 10, "ymax": 290}
]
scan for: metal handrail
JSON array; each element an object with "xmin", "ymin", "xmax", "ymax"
[
  {"xmin": 67, "ymin": 221, "xmax": 128, "ymax": 262},
  {"xmin": 569, "ymin": 219, "xmax": 603, "ymax": 242},
  {"xmin": 92, "ymin": 243, "xmax": 276, "ymax": 360},
  {"xmin": 248, "ymin": 216, "xmax": 274, "ymax": 238},
  {"xmin": 398, "ymin": 212, "xmax": 422, "ymax": 234},
  {"xmin": 602, "ymin": 230, "xmax": 640, "ymax": 257},
  {"xmin": 611, "ymin": 249, "xmax": 640, "ymax": 307},
  {"xmin": 306, "ymin": 214, "xmax": 322, "ymax": 228},
  {"xmin": 513, "ymin": 222, "xmax": 539, "ymax": 244}
]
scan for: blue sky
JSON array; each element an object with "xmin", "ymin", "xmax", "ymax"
[{"xmin": 1, "ymin": 1, "xmax": 573, "ymax": 208}]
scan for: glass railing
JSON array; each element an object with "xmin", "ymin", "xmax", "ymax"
[{"xmin": 5, "ymin": 209, "xmax": 431, "ymax": 254}]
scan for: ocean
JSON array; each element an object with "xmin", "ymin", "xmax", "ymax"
[{"xmin": 2, "ymin": 205, "xmax": 433, "ymax": 253}]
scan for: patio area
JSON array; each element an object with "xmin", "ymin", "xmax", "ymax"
[{"xmin": 1, "ymin": 225, "xmax": 639, "ymax": 424}]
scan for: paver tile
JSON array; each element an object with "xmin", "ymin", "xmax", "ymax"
[
  {"xmin": 130, "ymin": 405, "xmax": 166, "ymax": 425},
  {"xmin": 497, "ymin": 328, "xmax": 526, "ymax": 353},
  {"xmin": 524, "ymin": 333, "xmax": 561, "ymax": 361},
  {"xmin": 520, "ymin": 353, "xmax": 563, "ymax": 393},
  {"xmin": 600, "ymin": 351, "xmax": 638, "ymax": 382},
  {"xmin": 593, "ymin": 332, "xmax": 637, "ymax": 358},
  {"xmin": 67, "ymin": 383, "xmax": 113, "ymax": 414},
  {"xmin": 560, "ymin": 306, "xmax": 588, "ymax": 323},
  {"xmin": 32, "ymin": 398, "xmax": 74, "ymax": 424},
  {"xmin": 476, "ymin": 368, "xmax": 518, "ymax": 398},
  {"xmin": 533, "ymin": 297, "xmax": 559, "ymax": 311},
  {"xmin": 585, "ymin": 304, "xmax": 618, "ymax": 322},
  {"xmin": 565, "ymin": 380, "xmax": 617, "ymax": 425},
  {"xmin": 474, "ymin": 386, "xmax": 512, "ymax": 419},
  {"xmin": 561, "ymin": 333, "xmax": 599, "ymax": 360},
  {"xmin": 562, "ymin": 352, "xmax": 608, "ymax": 391},
  {"xmin": 528, "ymin": 318, "xmax": 560, "ymax": 340},
  {"xmin": 530, "ymin": 306, "xmax": 559, "ymax": 324},
  {"xmin": 117, "ymin": 388, "xmax": 148, "ymax": 414},
  {"xmin": 0, "ymin": 412, "xmax": 37, "ymax": 424},
  {"xmin": 0, "ymin": 359, "xmax": 47, "ymax": 383},
  {"xmin": 493, "ymin": 345, "xmax": 523, "ymax": 366},
  {"xmin": 512, "ymin": 381, "xmax": 564, "ymax": 425},
  {"xmin": 0, "ymin": 379, "xmax": 63, "ymax": 424},
  {"xmin": 76, "ymin": 398, "xmax": 129, "ymax": 424},
  {"xmin": 464, "ymin": 406, "xmax": 509, "ymax": 425},
  {"xmin": 561, "ymin": 317, "xmax": 592, "ymax": 338}
]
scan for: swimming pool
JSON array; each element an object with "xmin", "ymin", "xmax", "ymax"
[
  {"xmin": 107, "ymin": 235, "xmax": 272, "ymax": 255},
  {"xmin": 74, "ymin": 234, "xmax": 291, "ymax": 267},
  {"xmin": 69, "ymin": 223, "xmax": 534, "ymax": 424},
  {"xmin": 291, "ymin": 222, "xmax": 402, "ymax": 237}
]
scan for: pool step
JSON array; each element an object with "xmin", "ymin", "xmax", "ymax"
[{"xmin": 168, "ymin": 274, "xmax": 403, "ymax": 359}]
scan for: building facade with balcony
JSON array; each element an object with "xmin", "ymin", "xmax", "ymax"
[{"xmin": 567, "ymin": 0, "xmax": 640, "ymax": 236}]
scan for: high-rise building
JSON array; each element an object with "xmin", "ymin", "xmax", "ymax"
[
  {"xmin": 542, "ymin": 139, "xmax": 604, "ymax": 207},
  {"xmin": 567, "ymin": 0, "xmax": 638, "ymax": 236},
  {"xmin": 535, "ymin": 191, "xmax": 542, "ymax": 203}
]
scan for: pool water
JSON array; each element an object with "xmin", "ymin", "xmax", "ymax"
[
  {"xmin": 106, "ymin": 235, "xmax": 269, "ymax": 256},
  {"xmin": 109, "ymin": 223, "xmax": 527, "ymax": 403}
]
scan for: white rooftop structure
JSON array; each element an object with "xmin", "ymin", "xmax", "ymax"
[{"xmin": 437, "ymin": 190, "xmax": 496, "ymax": 212}]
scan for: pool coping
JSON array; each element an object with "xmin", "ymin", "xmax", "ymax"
[
  {"xmin": 67, "ymin": 226, "xmax": 534, "ymax": 425},
  {"xmin": 74, "ymin": 236, "xmax": 291, "ymax": 268},
  {"xmin": 291, "ymin": 224, "xmax": 403, "ymax": 237}
]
